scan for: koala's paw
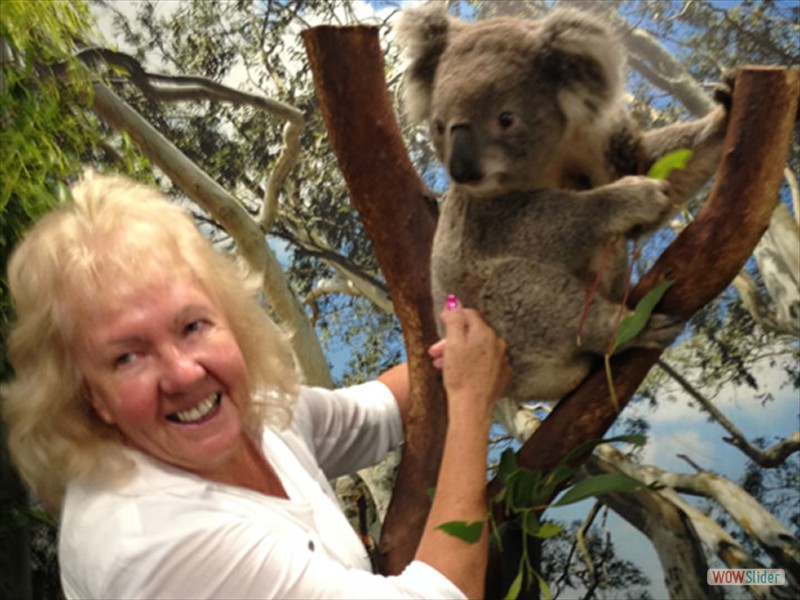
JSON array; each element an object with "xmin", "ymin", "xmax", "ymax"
[
  {"xmin": 614, "ymin": 176, "xmax": 673, "ymax": 231},
  {"xmin": 712, "ymin": 69, "xmax": 736, "ymax": 112}
]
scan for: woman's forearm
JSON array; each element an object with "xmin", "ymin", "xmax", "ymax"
[{"xmin": 415, "ymin": 409, "xmax": 493, "ymax": 599}]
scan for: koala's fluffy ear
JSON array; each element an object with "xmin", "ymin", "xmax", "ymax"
[
  {"xmin": 539, "ymin": 9, "xmax": 627, "ymax": 125},
  {"xmin": 394, "ymin": 2, "xmax": 460, "ymax": 122}
]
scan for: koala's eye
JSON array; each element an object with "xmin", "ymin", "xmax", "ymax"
[
  {"xmin": 497, "ymin": 112, "xmax": 515, "ymax": 130},
  {"xmin": 433, "ymin": 120, "xmax": 445, "ymax": 136}
]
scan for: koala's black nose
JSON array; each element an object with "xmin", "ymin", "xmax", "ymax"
[{"xmin": 449, "ymin": 125, "xmax": 483, "ymax": 184}]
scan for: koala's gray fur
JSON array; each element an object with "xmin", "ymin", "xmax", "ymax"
[{"xmin": 396, "ymin": 4, "xmax": 731, "ymax": 401}]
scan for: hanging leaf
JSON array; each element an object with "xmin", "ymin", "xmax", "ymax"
[
  {"xmin": 614, "ymin": 280, "xmax": 674, "ymax": 350},
  {"xmin": 532, "ymin": 521, "xmax": 563, "ymax": 539},
  {"xmin": 507, "ymin": 468, "xmax": 541, "ymax": 510},
  {"xmin": 497, "ymin": 447, "xmax": 518, "ymax": 483},
  {"xmin": 647, "ymin": 149, "xmax": 694, "ymax": 180},
  {"xmin": 534, "ymin": 568, "xmax": 554, "ymax": 600},
  {"xmin": 504, "ymin": 569, "xmax": 524, "ymax": 600},
  {"xmin": 552, "ymin": 474, "xmax": 642, "ymax": 507}
]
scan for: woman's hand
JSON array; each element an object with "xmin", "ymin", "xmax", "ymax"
[{"xmin": 430, "ymin": 298, "xmax": 511, "ymax": 424}]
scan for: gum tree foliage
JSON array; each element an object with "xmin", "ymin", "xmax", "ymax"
[{"xmin": 1, "ymin": 0, "xmax": 798, "ymax": 597}]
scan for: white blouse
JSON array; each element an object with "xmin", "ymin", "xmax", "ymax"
[{"xmin": 59, "ymin": 381, "xmax": 465, "ymax": 599}]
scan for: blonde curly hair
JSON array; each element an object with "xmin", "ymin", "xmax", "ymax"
[{"xmin": 2, "ymin": 171, "xmax": 299, "ymax": 511}]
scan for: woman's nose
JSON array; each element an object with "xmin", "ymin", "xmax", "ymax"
[{"xmin": 159, "ymin": 346, "xmax": 205, "ymax": 393}]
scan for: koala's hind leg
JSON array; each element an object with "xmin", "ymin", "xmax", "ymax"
[
  {"xmin": 579, "ymin": 301, "xmax": 685, "ymax": 356},
  {"xmin": 477, "ymin": 259, "xmax": 612, "ymax": 399}
]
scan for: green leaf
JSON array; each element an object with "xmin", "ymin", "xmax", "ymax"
[
  {"xmin": 504, "ymin": 568, "xmax": 524, "ymax": 600},
  {"xmin": 614, "ymin": 280, "xmax": 674, "ymax": 349},
  {"xmin": 436, "ymin": 520, "xmax": 485, "ymax": 544},
  {"xmin": 553, "ymin": 474, "xmax": 642, "ymax": 507},
  {"xmin": 647, "ymin": 149, "xmax": 694, "ymax": 180},
  {"xmin": 521, "ymin": 510, "xmax": 541, "ymax": 536},
  {"xmin": 543, "ymin": 464, "xmax": 578, "ymax": 493},
  {"xmin": 533, "ymin": 521, "xmax": 563, "ymax": 539},
  {"xmin": 534, "ymin": 568, "xmax": 554, "ymax": 600},
  {"xmin": 507, "ymin": 468, "xmax": 540, "ymax": 510},
  {"xmin": 497, "ymin": 448, "xmax": 518, "ymax": 484}
]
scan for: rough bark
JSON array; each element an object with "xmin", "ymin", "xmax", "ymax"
[{"xmin": 302, "ymin": 25, "xmax": 446, "ymax": 575}]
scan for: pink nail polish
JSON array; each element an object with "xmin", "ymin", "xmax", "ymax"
[{"xmin": 445, "ymin": 295, "xmax": 459, "ymax": 311}]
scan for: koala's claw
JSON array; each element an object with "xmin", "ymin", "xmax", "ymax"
[
  {"xmin": 612, "ymin": 176, "xmax": 673, "ymax": 232},
  {"xmin": 712, "ymin": 68, "xmax": 736, "ymax": 111}
]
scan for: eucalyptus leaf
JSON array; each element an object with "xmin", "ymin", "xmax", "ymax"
[
  {"xmin": 504, "ymin": 569, "xmax": 524, "ymax": 600},
  {"xmin": 614, "ymin": 280, "xmax": 674, "ymax": 349},
  {"xmin": 553, "ymin": 474, "xmax": 642, "ymax": 507},
  {"xmin": 533, "ymin": 521, "xmax": 563, "ymax": 539},
  {"xmin": 497, "ymin": 447, "xmax": 518, "ymax": 483},
  {"xmin": 435, "ymin": 520, "xmax": 485, "ymax": 544},
  {"xmin": 647, "ymin": 149, "xmax": 694, "ymax": 180},
  {"xmin": 508, "ymin": 468, "xmax": 540, "ymax": 510}
]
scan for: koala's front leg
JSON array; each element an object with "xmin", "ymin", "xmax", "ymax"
[
  {"xmin": 639, "ymin": 75, "xmax": 733, "ymax": 204},
  {"xmin": 583, "ymin": 175, "xmax": 674, "ymax": 237}
]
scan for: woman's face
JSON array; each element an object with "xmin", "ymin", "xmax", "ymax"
[{"xmin": 72, "ymin": 275, "xmax": 252, "ymax": 477}]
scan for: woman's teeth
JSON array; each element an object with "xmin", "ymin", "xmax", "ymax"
[{"xmin": 171, "ymin": 393, "xmax": 220, "ymax": 423}]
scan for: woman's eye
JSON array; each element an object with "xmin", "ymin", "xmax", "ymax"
[
  {"xmin": 184, "ymin": 320, "xmax": 207, "ymax": 335},
  {"xmin": 114, "ymin": 353, "xmax": 136, "ymax": 368}
]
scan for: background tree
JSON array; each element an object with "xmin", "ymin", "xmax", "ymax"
[{"xmin": 1, "ymin": 1, "xmax": 797, "ymax": 598}]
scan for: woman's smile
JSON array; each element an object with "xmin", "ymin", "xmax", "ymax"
[{"xmin": 167, "ymin": 392, "xmax": 222, "ymax": 424}]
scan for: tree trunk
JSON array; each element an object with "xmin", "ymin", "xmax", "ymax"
[
  {"xmin": 593, "ymin": 445, "xmax": 800, "ymax": 592},
  {"xmin": 302, "ymin": 25, "xmax": 446, "ymax": 575}
]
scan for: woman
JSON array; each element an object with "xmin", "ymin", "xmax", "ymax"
[{"xmin": 2, "ymin": 171, "xmax": 510, "ymax": 599}]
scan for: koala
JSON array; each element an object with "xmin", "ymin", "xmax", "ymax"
[{"xmin": 395, "ymin": 4, "xmax": 731, "ymax": 402}]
